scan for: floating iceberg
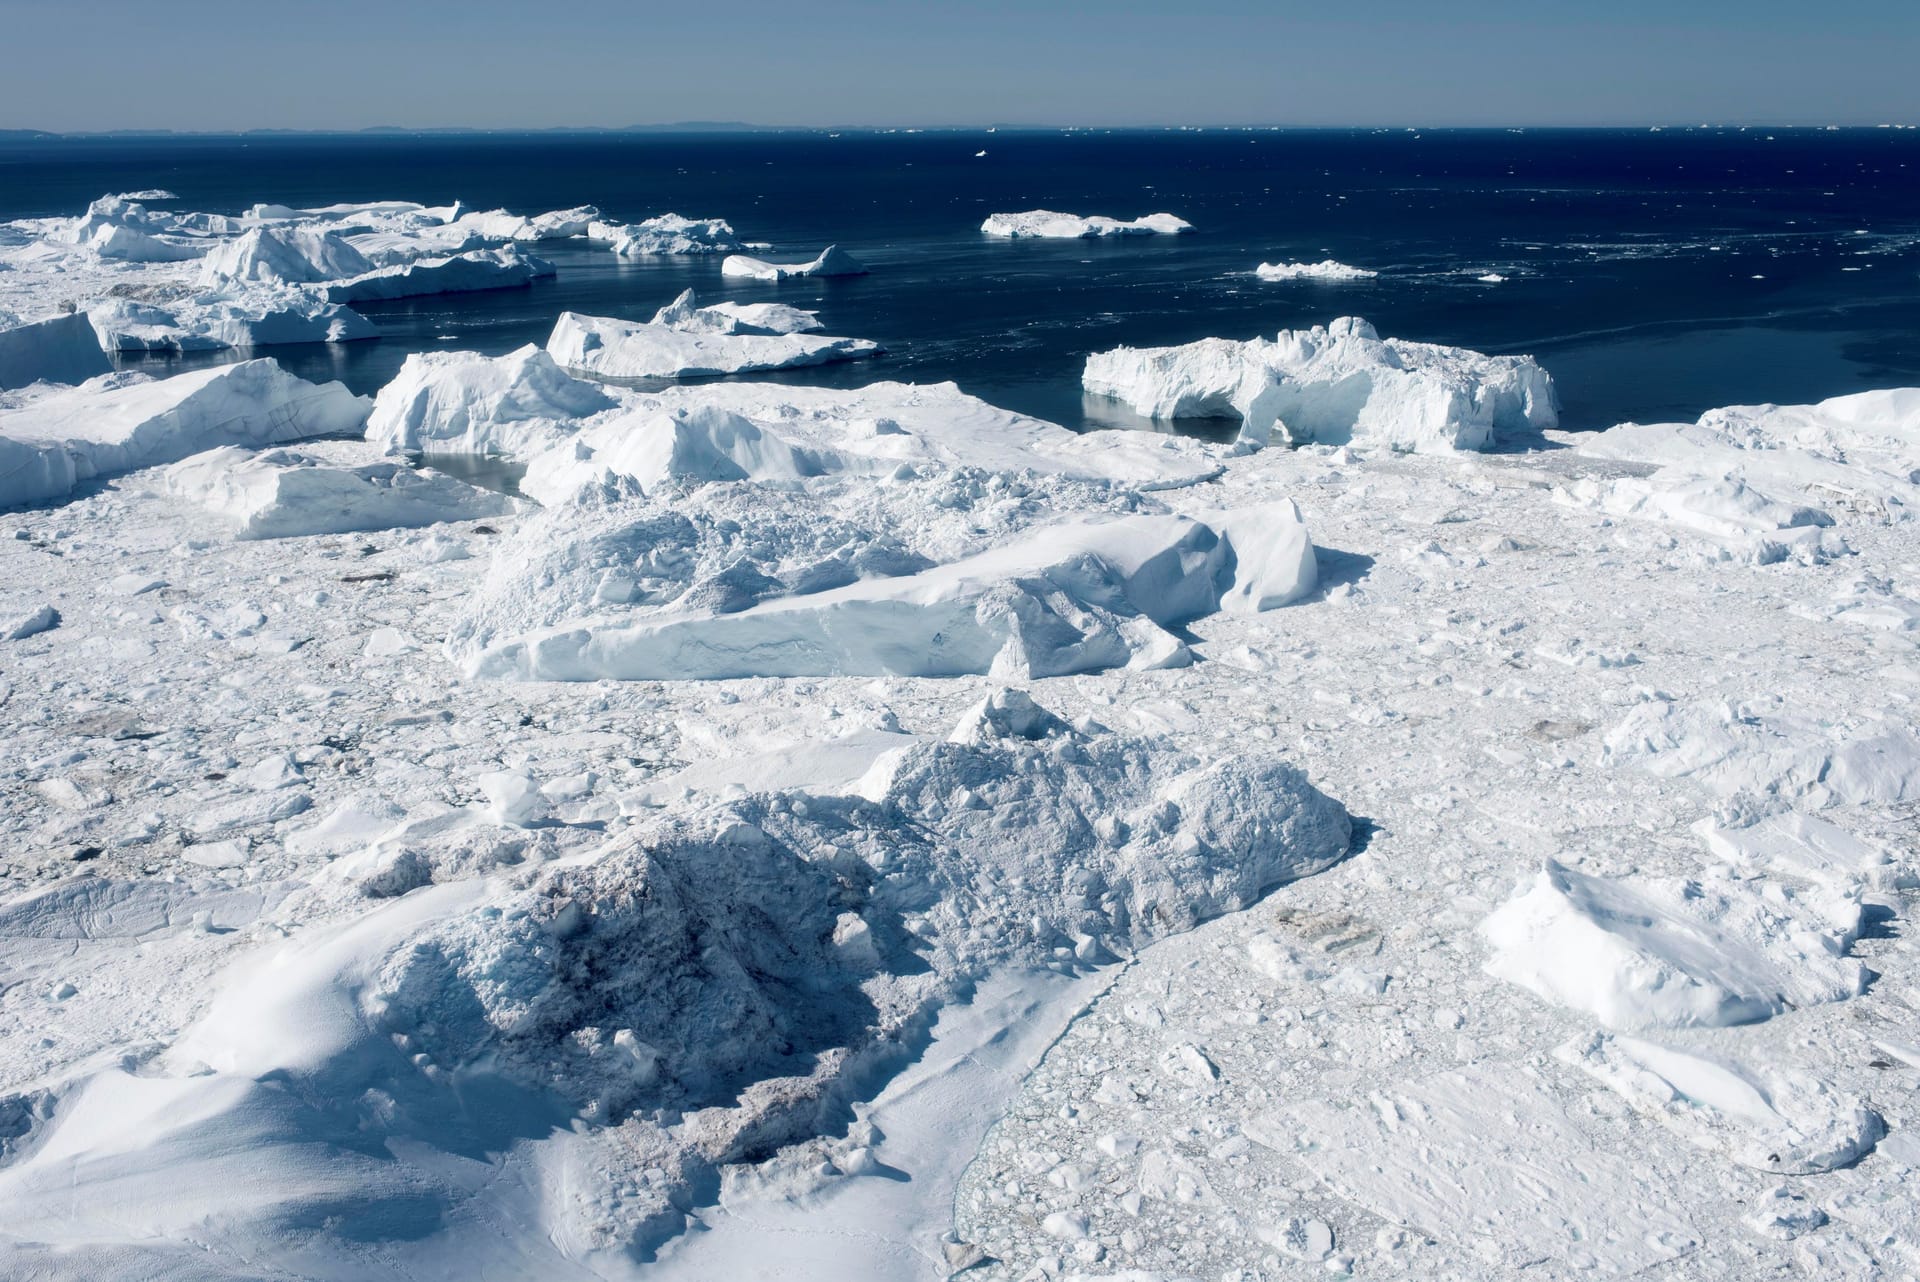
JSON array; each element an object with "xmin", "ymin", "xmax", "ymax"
[
  {"xmin": 1255, "ymin": 260, "xmax": 1377, "ymax": 282},
  {"xmin": 0, "ymin": 360, "xmax": 370, "ymax": 509},
  {"xmin": 590, "ymin": 214, "xmax": 741, "ymax": 256},
  {"xmin": 649, "ymin": 288, "xmax": 824, "ymax": 336},
  {"xmin": 720, "ymin": 244, "xmax": 868, "ymax": 281},
  {"xmin": 545, "ymin": 306, "xmax": 880, "ymax": 381},
  {"xmin": 199, "ymin": 225, "xmax": 377, "ymax": 287},
  {"xmin": 324, "ymin": 246, "xmax": 554, "ymax": 303},
  {"xmin": 0, "ymin": 313, "xmax": 112, "ymax": 391},
  {"xmin": 162, "ymin": 444, "xmax": 517, "ymax": 539},
  {"xmin": 1083, "ymin": 316, "xmax": 1559, "ymax": 451},
  {"xmin": 462, "ymin": 505, "xmax": 1314, "ymax": 682},
  {"xmin": 981, "ymin": 210, "xmax": 1193, "ymax": 239},
  {"xmin": 366, "ymin": 344, "xmax": 616, "ymax": 457},
  {"xmin": 87, "ymin": 292, "xmax": 377, "ymax": 352}
]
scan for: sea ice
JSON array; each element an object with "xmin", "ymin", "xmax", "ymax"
[
  {"xmin": 544, "ymin": 307, "xmax": 880, "ymax": 381},
  {"xmin": 981, "ymin": 211, "xmax": 1194, "ymax": 239},
  {"xmin": 1254, "ymin": 260, "xmax": 1378, "ymax": 281},
  {"xmin": 590, "ymin": 214, "xmax": 742, "ymax": 256},
  {"xmin": 720, "ymin": 244, "xmax": 868, "ymax": 281},
  {"xmin": 162, "ymin": 445, "xmax": 517, "ymax": 539},
  {"xmin": 365, "ymin": 344, "xmax": 616, "ymax": 457},
  {"xmin": 0, "ymin": 312, "xmax": 112, "ymax": 391}
]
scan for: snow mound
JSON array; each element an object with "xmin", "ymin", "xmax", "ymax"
[
  {"xmin": 324, "ymin": 245, "xmax": 554, "ymax": 303},
  {"xmin": 0, "ymin": 313, "xmax": 112, "ymax": 391},
  {"xmin": 591, "ymin": 214, "xmax": 742, "ymax": 256},
  {"xmin": 365, "ymin": 344, "xmax": 617, "ymax": 457},
  {"xmin": 163, "ymin": 445, "xmax": 517, "ymax": 539},
  {"xmin": 1481, "ymin": 859, "xmax": 1867, "ymax": 1030},
  {"xmin": 1254, "ymin": 260, "xmax": 1377, "ymax": 282},
  {"xmin": 0, "ymin": 360, "xmax": 371, "ymax": 509},
  {"xmin": 544, "ymin": 308, "xmax": 880, "ymax": 381},
  {"xmin": 461, "ymin": 505, "xmax": 1315, "ymax": 682},
  {"xmin": 721, "ymin": 245, "xmax": 868, "ymax": 281},
  {"xmin": 1083, "ymin": 316, "xmax": 1559, "ymax": 451},
  {"xmin": 982, "ymin": 211, "xmax": 1193, "ymax": 239},
  {"xmin": 1554, "ymin": 474, "xmax": 1841, "ymax": 562},
  {"xmin": 1574, "ymin": 388, "xmax": 1920, "ymax": 512},
  {"xmin": 0, "ymin": 718, "xmax": 1346, "ymax": 1270},
  {"xmin": 199, "ymin": 225, "xmax": 377, "ymax": 287},
  {"xmin": 1560, "ymin": 1032, "xmax": 1885, "ymax": 1174},
  {"xmin": 1695, "ymin": 810, "xmax": 1908, "ymax": 892}
]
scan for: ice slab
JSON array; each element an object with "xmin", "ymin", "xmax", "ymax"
[
  {"xmin": 163, "ymin": 445, "xmax": 517, "ymax": 539},
  {"xmin": 720, "ymin": 244, "xmax": 868, "ymax": 281},
  {"xmin": 545, "ymin": 308, "xmax": 880, "ymax": 381},
  {"xmin": 981, "ymin": 211, "xmax": 1193, "ymax": 239},
  {"xmin": 0, "ymin": 312, "xmax": 112, "ymax": 391},
  {"xmin": 365, "ymin": 344, "xmax": 616, "ymax": 457}
]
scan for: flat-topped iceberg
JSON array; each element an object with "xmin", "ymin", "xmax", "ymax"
[
  {"xmin": 590, "ymin": 214, "xmax": 741, "ymax": 256},
  {"xmin": 0, "ymin": 313, "xmax": 113, "ymax": 391},
  {"xmin": 720, "ymin": 244, "xmax": 868, "ymax": 281},
  {"xmin": 88, "ymin": 292, "xmax": 377, "ymax": 352},
  {"xmin": 0, "ymin": 360, "xmax": 370, "ymax": 509},
  {"xmin": 324, "ymin": 245, "xmax": 554, "ymax": 303},
  {"xmin": 544, "ymin": 305, "xmax": 880, "ymax": 381},
  {"xmin": 366, "ymin": 344, "xmax": 616, "ymax": 457},
  {"xmin": 163, "ymin": 444, "xmax": 516, "ymax": 539},
  {"xmin": 982, "ymin": 210, "xmax": 1193, "ymax": 239},
  {"xmin": 1083, "ymin": 316, "xmax": 1559, "ymax": 452},
  {"xmin": 1256, "ymin": 260, "xmax": 1378, "ymax": 282}
]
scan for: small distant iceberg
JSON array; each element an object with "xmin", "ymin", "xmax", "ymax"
[
  {"xmin": 720, "ymin": 245, "xmax": 868, "ymax": 282},
  {"xmin": 589, "ymin": 214, "xmax": 741, "ymax": 257},
  {"xmin": 1255, "ymin": 259, "xmax": 1378, "ymax": 282},
  {"xmin": 981, "ymin": 210, "xmax": 1193, "ymax": 239}
]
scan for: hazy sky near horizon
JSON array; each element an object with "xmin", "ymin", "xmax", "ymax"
[{"xmin": 1, "ymin": 0, "xmax": 1914, "ymax": 132}]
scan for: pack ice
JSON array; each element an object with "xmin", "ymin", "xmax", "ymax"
[{"xmin": 1083, "ymin": 316, "xmax": 1560, "ymax": 450}]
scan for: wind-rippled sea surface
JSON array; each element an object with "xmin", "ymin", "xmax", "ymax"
[{"xmin": 3, "ymin": 127, "xmax": 1917, "ymax": 430}]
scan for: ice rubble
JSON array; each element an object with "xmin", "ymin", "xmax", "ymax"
[
  {"xmin": 0, "ymin": 699, "xmax": 1349, "ymax": 1272},
  {"xmin": 0, "ymin": 360, "xmax": 370, "ymax": 509},
  {"xmin": 545, "ymin": 306, "xmax": 880, "ymax": 381},
  {"xmin": 1082, "ymin": 316, "xmax": 1559, "ymax": 451},
  {"xmin": 720, "ymin": 244, "xmax": 868, "ymax": 281},
  {"xmin": 981, "ymin": 211, "xmax": 1194, "ymax": 239},
  {"xmin": 461, "ymin": 504, "xmax": 1316, "ymax": 682},
  {"xmin": 162, "ymin": 445, "xmax": 518, "ymax": 539},
  {"xmin": 1254, "ymin": 259, "xmax": 1378, "ymax": 282},
  {"xmin": 1480, "ymin": 859, "xmax": 1867, "ymax": 1030},
  {"xmin": 0, "ymin": 312, "xmax": 111, "ymax": 391}
]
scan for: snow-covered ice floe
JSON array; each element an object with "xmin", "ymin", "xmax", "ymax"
[
  {"xmin": 1254, "ymin": 259, "xmax": 1378, "ymax": 282},
  {"xmin": 981, "ymin": 210, "xmax": 1194, "ymax": 238},
  {"xmin": 544, "ymin": 298, "xmax": 880, "ymax": 381},
  {"xmin": 0, "ymin": 360, "xmax": 369, "ymax": 508},
  {"xmin": 1084, "ymin": 316, "xmax": 1559, "ymax": 451},
  {"xmin": 719, "ymin": 244, "xmax": 868, "ymax": 281}
]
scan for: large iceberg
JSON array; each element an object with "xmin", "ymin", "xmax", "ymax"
[
  {"xmin": 324, "ymin": 246, "xmax": 554, "ymax": 303},
  {"xmin": 590, "ymin": 214, "xmax": 742, "ymax": 256},
  {"xmin": 200, "ymin": 226, "xmax": 378, "ymax": 287},
  {"xmin": 0, "ymin": 313, "xmax": 112, "ymax": 391},
  {"xmin": 544, "ymin": 306, "xmax": 880, "ymax": 381},
  {"xmin": 366, "ymin": 344, "xmax": 616, "ymax": 457},
  {"xmin": 720, "ymin": 245, "xmax": 868, "ymax": 281},
  {"xmin": 982, "ymin": 210, "xmax": 1193, "ymax": 239},
  {"xmin": 87, "ymin": 292, "xmax": 377, "ymax": 352},
  {"xmin": 462, "ymin": 505, "xmax": 1315, "ymax": 682},
  {"xmin": 1083, "ymin": 316, "xmax": 1560, "ymax": 451},
  {"xmin": 0, "ymin": 360, "xmax": 370, "ymax": 509},
  {"xmin": 163, "ymin": 444, "xmax": 516, "ymax": 538}
]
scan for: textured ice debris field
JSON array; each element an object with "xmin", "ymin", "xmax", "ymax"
[{"xmin": 1, "ymin": 210, "xmax": 1919, "ymax": 1281}]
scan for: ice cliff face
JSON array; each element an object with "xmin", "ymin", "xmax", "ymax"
[{"xmin": 1083, "ymin": 317, "xmax": 1560, "ymax": 451}]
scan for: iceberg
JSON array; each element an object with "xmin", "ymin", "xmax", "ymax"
[
  {"xmin": 199, "ymin": 225, "xmax": 377, "ymax": 287},
  {"xmin": 589, "ymin": 214, "xmax": 741, "ymax": 256},
  {"xmin": 462, "ymin": 505, "xmax": 1315, "ymax": 682},
  {"xmin": 365, "ymin": 344, "xmax": 616, "ymax": 457},
  {"xmin": 0, "ymin": 360, "xmax": 370, "ymax": 509},
  {"xmin": 88, "ymin": 223, "xmax": 206, "ymax": 263},
  {"xmin": 981, "ymin": 210, "xmax": 1193, "ymax": 239},
  {"xmin": 544, "ymin": 307, "xmax": 880, "ymax": 381},
  {"xmin": 649, "ymin": 288, "xmax": 824, "ymax": 336},
  {"xmin": 324, "ymin": 246, "xmax": 554, "ymax": 303},
  {"xmin": 0, "ymin": 313, "xmax": 112, "ymax": 391},
  {"xmin": 720, "ymin": 244, "xmax": 868, "ymax": 281},
  {"xmin": 1255, "ymin": 260, "xmax": 1377, "ymax": 282},
  {"xmin": 1083, "ymin": 316, "xmax": 1559, "ymax": 451},
  {"xmin": 163, "ymin": 444, "xmax": 517, "ymax": 539},
  {"xmin": 87, "ymin": 292, "xmax": 377, "ymax": 352}
]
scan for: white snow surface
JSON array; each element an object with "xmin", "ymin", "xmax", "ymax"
[
  {"xmin": 2, "ymin": 330, "xmax": 1919, "ymax": 1282},
  {"xmin": 981, "ymin": 211, "xmax": 1194, "ymax": 239},
  {"xmin": 1083, "ymin": 316, "xmax": 1561, "ymax": 451}
]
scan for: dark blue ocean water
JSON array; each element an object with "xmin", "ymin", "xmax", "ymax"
[{"xmin": 3, "ymin": 129, "xmax": 1917, "ymax": 431}]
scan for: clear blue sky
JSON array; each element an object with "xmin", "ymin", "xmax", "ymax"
[{"xmin": 1, "ymin": 0, "xmax": 1914, "ymax": 132}]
